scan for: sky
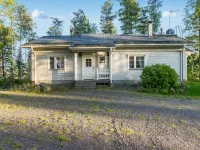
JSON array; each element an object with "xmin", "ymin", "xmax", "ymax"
[{"xmin": 17, "ymin": 0, "xmax": 188, "ymax": 37}]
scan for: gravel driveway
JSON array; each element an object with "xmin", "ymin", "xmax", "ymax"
[{"xmin": 0, "ymin": 88, "xmax": 200, "ymax": 150}]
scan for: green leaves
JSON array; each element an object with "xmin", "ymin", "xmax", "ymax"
[
  {"xmin": 47, "ymin": 17, "xmax": 63, "ymax": 36},
  {"xmin": 100, "ymin": 0, "xmax": 116, "ymax": 34},
  {"xmin": 184, "ymin": 0, "xmax": 200, "ymax": 46},
  {"xmin": 70, "ymin": 9, "xmax": 98, "ymax": 35},
  {"xmin": 141, "ymin": 64, "xmax": 179, "ymax": 94},
  {"xmin": 147, "ymin": 0, "xmax": 162, "ymax": 33},
  {"xmin": 135, "ymin": 7, "xmax": 149, "ymax": 34},
  {"xmin": 187, "ymin": 53, "xmax": 199, "ymax": 80},
  {"xmin": 118, "ymin": 0, "xmax": 140, "ymax": 34},
  {"xmin": 118, "ymin": 0, "xmax": 162, "ymax": 34}
]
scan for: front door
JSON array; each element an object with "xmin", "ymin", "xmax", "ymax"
[{"xmin": 83, "ymin": 56, "xmax": 95, "ymax": 80}]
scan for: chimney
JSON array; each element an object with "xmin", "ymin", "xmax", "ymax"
[
  {"xmin": 160, "ymin": 28, "xmax": 163, "ymax": 35},
  {"xmin": 148, "ymin": 21, "xmax": 153, "ymax": 37}
]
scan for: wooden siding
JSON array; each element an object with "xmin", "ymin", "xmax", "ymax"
[
  {"xmin": 183, "ymin": 50, "xmax": 187, "ymax": 80},
  {"xmin": 31, "ymin": 52, "xmax": 35, "ymax": 81},
  {"xmin": 112, "ymin": 51, "xmax": 185, "ymax": 81},
  {"xmin": 31, "ymin": 47, "xmax": 187, "ymax": 84},
  {"xmin": 34, "ymin": 49, "xmax": 74, "ymax": 83}
]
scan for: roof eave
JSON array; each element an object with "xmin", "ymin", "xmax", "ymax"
[
  {"xmin": 21, "ymin": 45, "xmax": 71, "ymax": 48},
  {"xmin": 70, "ymin": 46, "xmax": 115, "ymax": 52},
  {"xmin": 116, "ymin": 43, "xmax": 194, "ymax": 47}
]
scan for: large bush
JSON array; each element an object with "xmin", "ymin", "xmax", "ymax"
[{"xmin": 140, "ymin": 64, "xmax": 179, "ymax": 94}]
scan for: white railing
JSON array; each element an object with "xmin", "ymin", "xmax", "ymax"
[{"xmin": 97, "ymin": 68, "xmax": 110, "ymax": 80}]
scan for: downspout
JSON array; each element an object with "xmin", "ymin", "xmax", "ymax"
[
  {"xmin": 31, "ymin": 47, "xmax": 36, "ymax": 83},
  {"xmin": 180, "ymin": 45, "xmax": 186, "ymax": 82},
  {"xmin": 180, "ymin": 50, "xmax": 183, "ymax": 82},
  {"xmin": 183, "ymin": 44, "xmax": 186, "ymax": 81},
  {"xmin": 109, "ymin": 47, "xmax": 113, "ymax": 85}
]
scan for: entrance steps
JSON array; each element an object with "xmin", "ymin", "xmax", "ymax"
[{"xmin": 75, "ymin": 80, "xmax": 96, "ymax": 89}]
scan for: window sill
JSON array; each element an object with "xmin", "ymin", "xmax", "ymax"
[
  {"xmin": 129, "ymin": 68, "xmax": 143, "ymax": 70},
  {"xmin": 48, "ymin": 69, "xmax": 65, "ymax": 71}
]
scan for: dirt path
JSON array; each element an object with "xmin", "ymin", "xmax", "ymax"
[{"xmin": 0, "ymin": 89, "xmax": 200, "ymax": 150}]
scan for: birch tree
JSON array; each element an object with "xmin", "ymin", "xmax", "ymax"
[
  {"xmin": 15, "ymin": 4, "xmax": 36, "ymax": 79},
  {"xmin": 184, "ymin": 0, "xmax": 200, "ymax": 80},
  {"xmin": 0, "ymin": 0, "xmax": 17, "ymax": 84}
]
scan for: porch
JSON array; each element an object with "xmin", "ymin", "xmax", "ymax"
[{"xmin": 72, "ymin": 47, "xmax": 113, "ymax": 85}]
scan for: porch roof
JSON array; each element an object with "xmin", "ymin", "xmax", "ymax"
[{"xmin": 21, "ymin": 34, "xmax": 194, "ymax": 48}]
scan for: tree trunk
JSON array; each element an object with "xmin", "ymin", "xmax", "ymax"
[
  {"xmin": 19, "ymin": 38, "xmax": 22, "ymax": 79},
  {"xmin": 11, "ymin": 21, "xmax": 14, "ymax": 86},
  {"xmin": 2, "ymin": 50, "xmax": 5, "ymax": 79},
  {"xmin": 1, "ymin": 34, "xmax": 5, "ymax": 79},
  {"xmin": 199, "ymin": 16, "xmax": 200, "ymax": 81}
]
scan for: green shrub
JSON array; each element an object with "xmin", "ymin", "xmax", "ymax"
[
  {"xmin": 140, "ymin": 64, "xmax": 179, "ymax": 94},
  {"xmin": 0, "ymin": 77, "xmax": 12, "ymax": 88},
  {"xmin": 39, "ymin": 83, "xmax": 52, "ymax": 93},
  {"xmin": 11, "ymin": 82, "xmax": 53, "ymax": 93},
  {"xmin": 0, "ymin": 78, "xmax": 31, "ymax": 88},
  {"xmin": 175, "ymin": 81, "xmax": 188, "ymax": 94}
]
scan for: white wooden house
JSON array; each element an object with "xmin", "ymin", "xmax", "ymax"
[{"xmin": 21, "ymin": 23, "xmax": 194, "ymax": 87}]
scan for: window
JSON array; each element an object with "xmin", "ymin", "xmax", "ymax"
[
  {"xmin": 86, "ymin": 59, "xmax": 92, "ymax": 67},
  {"xmin": 136, "ymin": 56, "xmax": 144, "ymax": 68},
  {"xmin": 57, "ymin": 57, "xmax": 64, "ymax": 69},
  {"xmin": 49, "ymin": 57, "xmax": 54, "ymax": 69},
  {"xmin": 49, "ymin": 57, "xmax": 65, "ymax": 70},
  {"xmin": 99, "ymin": 56, "xmax": 105, "ymax": 63},
  {"xmin": 129, "ymin": 56, "xmax": 145, "ymax": 69},
  {"xmin": 129, "ymin": 56, "xmax": 135, "ymax": 69}
]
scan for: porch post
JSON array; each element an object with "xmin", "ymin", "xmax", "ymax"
[
  {"xmin": 74, "ymin": 53, "xmax": 78, "ymax": 81},
  {"xmin": 109, "ymin": 48, "xmax": 113, "ymax": 84}
]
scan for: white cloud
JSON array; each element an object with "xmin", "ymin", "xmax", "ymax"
[
  {"xmin": 162, "ymin": 11, "xmax": 177, "ymax": 17},
  {"xmin": 51, "ymin": 15, "xmax": 65, "ymax": 21},
  {"xmin": 32, "ymin": 10, "xmax": 49, "ymax": 19},
  {"xmin": 32, "ymin": 10, "xmax": 65, "ymax": 21}
]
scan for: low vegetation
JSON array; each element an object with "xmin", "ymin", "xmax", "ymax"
[
  {"xmin": 140, "ymin": 64, "xmax": 184, "ymax": 94},
  {"xmin": 187, "ymin": 81, "xmax": 200, "ymax": 97}
]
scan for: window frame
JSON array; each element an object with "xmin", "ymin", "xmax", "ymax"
[
  {"xmin": 128, "ymin": 55, "xmax": 146, "ymax": 70},
  {"xmin": 48, "ymin": 56, "xmax": 66, "ymax": 70},
  {"xmin": 86, "ymin": 58, "xmax": 92, "ymax": 67},
  {"xmin": 49, "ymin": 57, "xmax": 55, "ymax": 70}
]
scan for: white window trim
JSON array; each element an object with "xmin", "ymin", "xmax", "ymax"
[
  {"xmin": 47, "ymin": 55, "xmax": 66, "ymax": 71},
  {"xmin": 128, "ymin": 54, "xmax": 147, "ymax": 70}
]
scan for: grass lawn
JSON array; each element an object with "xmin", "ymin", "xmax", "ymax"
[
  {"xmin": 187, "ymin": 81, "xmax": 200, "ymax": 97},
  {"xmin": 0, "ymin": 88, "xmax": 200, "ymax": 150}
]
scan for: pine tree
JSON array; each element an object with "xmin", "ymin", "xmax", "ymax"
[
  {"xmin": 100, "ymin": 0, "xmax": 116, "ymax": 34},
  {"xmin": 47, "ymin": 17, "xmax": 63, "ymax": 36},
  {"xmin": 147, "ymin": 0, "xmax": 162, "ymax": 33},
  {"xmin": 118, "ymin": 0, "xmax": 140, "ymax": 34},
  {"xmin": 136, "ymin": 7, "xmax": 149, "ymax": 34},
  {"xmin": 184, "ymin": 0, "xmax": 200, "ymax": 80},
  {"xmin": 70, "ymin": 9, "xmax": 98, "ymax": 35}
]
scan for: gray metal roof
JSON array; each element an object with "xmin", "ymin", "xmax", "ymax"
[{"xmin": 22, "ymin": 34, "xmax": 194, "ymax": 47}]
